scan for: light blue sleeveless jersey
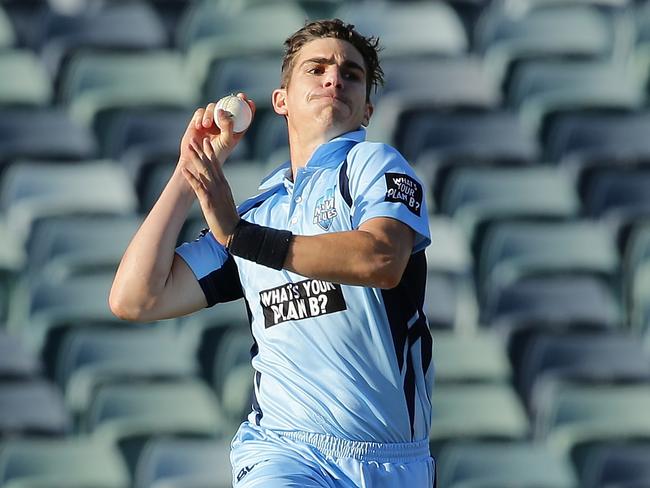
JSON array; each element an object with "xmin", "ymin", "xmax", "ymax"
[{"xmin": 176, "ymin": 129, "xmax": 433, "ymax": 444}]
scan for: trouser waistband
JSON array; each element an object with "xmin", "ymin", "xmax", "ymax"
[{"xmin": 277, "ymin": 430, "xmax": 431, "ymax": 463}]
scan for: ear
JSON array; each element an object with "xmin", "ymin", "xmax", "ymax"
[
  {"xmin": 272, "ymin": 88, "xmax": 288, "ymax": 116},
  {"xmin": 361, "ymin": 102, "xmax": 373, "ymax": 127}
]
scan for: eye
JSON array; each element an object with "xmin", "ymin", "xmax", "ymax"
[{"xmin": 307, "ymin": 65, "xmax": 324, "ymax": 75}]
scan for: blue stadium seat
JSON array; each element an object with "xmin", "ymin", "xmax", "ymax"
[
  {"xmin": 545, "ymin": 111, "xmax": 650, "ymax": 165},
  {"xmin": 0, "ymin": 108, "xmax": 97, "ymax": 168},
  {"xmin": 485, "ymin": 275, "xmax": 622, "ymax": 330},
  {"xmin": 583, "ymin": 168, "xmax": 650, "ymax": 221},
  {"xmin": 517, "ymin": 332, "xmax": 650, "ymax": 411},
  {"xmin": 0, "ymin": 329, "xmax": 40, "ymax": 379},
  {"xmin": 580, "ymin": 442, "xmax": 650, "ymax": 488},
  {"xmin": 398, "ymin": 110, "xmax": 539, "ymax": 166},
  {"xmin": 0, "ymin": 4, "xmax": 16, "ymax": 48},
  {"xmin": 0, "ymin": 379, "xmax": 70, "ymax": 437}
]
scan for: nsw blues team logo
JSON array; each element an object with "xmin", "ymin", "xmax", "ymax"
[{"xmin": 313, "ymin": 187, "xmax": 337, "ymax": 230}]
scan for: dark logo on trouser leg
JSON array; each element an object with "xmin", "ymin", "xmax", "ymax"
[{"xmin": 237, "ymin": 462, "xmax": 261, "ymax": 483}]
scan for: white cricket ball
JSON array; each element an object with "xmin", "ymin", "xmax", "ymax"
[{"xmin": 215, "ymin": 95, "xmax": 252, "ymax": 133}]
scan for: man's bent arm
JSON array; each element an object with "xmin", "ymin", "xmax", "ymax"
[
  {"xmin": 285, "ymin": 217, "xmax": 415, "ymax": 289},
  {"xmin": 109, "ymin": 169, "xmax": 207, "ymax": 322}
]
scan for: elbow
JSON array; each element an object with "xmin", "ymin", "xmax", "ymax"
[
  {"xmin": 365, "ymin": 255, "xmax": 405, "ymax": 289},
  {"xmin": 109, "ymin": 284, "xmax": 149, "ymax": 322}
]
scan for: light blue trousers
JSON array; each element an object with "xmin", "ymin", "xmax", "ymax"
[{"xmin": 230, "ymin": 421, "xmax": 435, "ymax": 487}]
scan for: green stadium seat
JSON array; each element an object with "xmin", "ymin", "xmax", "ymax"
[
  {"xmin": 0, "ymin": 160, "xmax": 138, "ymax": 247},
  {"xmin": 0, "ymin": 437, "xmax": 130, "ymax": 488},
  {"xmin": 59, "ymin": 51, "xmax": 198, "ymax": 128},
  {"xmin": 0, "ymin": 50, "xmax": 52, "ymax": 106},
  {"xmin": 437, "ymin": 440, "xmax": 578, "ymax": 488},
  {"xmin": 476, "ymin": 3, "xmax": 617, "ymax": 90},
  {"xmin": 336, "ymin": 2, "xmax": 468, "ymax": 58},
  {"xmin": 56, "ymin": 327, "xmax": 196, "ymax": 422},
  {"xmin": 135, "ymin": 437, "xmax": 232, "ymax": 488},
  {"xmin": 429, "ymin": 383, "xmax": 529, "ymax": 452},
  {"xmin": 533, "ymin": 381, "xmax": 650, "ymax": 458},
  {"xmin": 431, "ymin": 330, "xmax": 511, "ymax": 384},
  {"xmin": 85, "ymin": 379, "xmax": 226, "ymax": 474}
]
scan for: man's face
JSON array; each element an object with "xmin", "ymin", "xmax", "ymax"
[{"xmin": 273, "ymin": 37, "xmax": 373, "ymax": 137}]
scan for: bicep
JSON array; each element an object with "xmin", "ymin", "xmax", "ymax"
[
  {"xmin": 155, "ymin": 253, "xmax": 208, "ymax": 319},
  {"xmin": 359, "ymin": 217, "xmax": 415, "ymax": 265}
]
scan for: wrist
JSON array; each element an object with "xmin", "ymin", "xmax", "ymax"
[{"xmin": 227, "ymin": 220, "xmax": 293, "ymax": 270}]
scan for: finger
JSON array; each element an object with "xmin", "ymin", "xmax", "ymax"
[
  {"xmin": 202, "ymin": 137, "xmax": 215, "ymax": 162},
  {"xmin": 203, "ymin": 103, "xmax": 217, "ymax": 128},
  {"xmin": 216, "ymin": 108, "xmax": 235, "ymax": 147},
  {"xmin": 188, "ymin": 141, "xmax": 210, "ymax": 178},
  {"xmin": 181, "ymin": 167, "xmax": 202, "ymax": 193},
  {"xmin": 193, "ymin": 108, "xmax": 205, "ymax": 129},
  {"xmin": 236, "ymin": 92, "xmax": 256, "ymax": 119}
]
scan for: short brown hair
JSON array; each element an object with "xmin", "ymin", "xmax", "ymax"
[{"xmin": 280, "ymin": 18, "xmax": 384, "ymax": 101}]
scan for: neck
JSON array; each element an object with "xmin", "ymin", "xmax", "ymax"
[{"xmin": 287, "ymin": 122, "xmax": 345, "ymax": 179}]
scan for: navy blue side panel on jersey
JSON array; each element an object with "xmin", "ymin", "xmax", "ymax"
[{"xmin": 381, "ymin": 250, "xmax": 431, "ymax": 440}]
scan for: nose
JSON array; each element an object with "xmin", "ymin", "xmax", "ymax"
[{"xmin": 323, "ymin": 66, "xmax": 343, "ymax": 89}]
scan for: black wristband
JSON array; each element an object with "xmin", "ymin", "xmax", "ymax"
[{"xmin": 228, "ymin": 219, "xmax": 293, "ymax": 270}]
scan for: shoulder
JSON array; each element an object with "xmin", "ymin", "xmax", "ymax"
[{"xmin": 345, "ymin": 141, "xmax": 412, "ymax": 181}]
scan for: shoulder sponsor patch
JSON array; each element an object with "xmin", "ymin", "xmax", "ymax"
[
  {"xmin": 384, "ymin": 172, "xmax": 423, "ymax": 216},
  {"xmin": 259, "ymin": 279, "xmax": 347, "ymax": 327}
]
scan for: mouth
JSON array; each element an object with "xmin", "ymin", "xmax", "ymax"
[{"xmin": 313, "ymin": 94, "xmax": 348, "ymax": 106}]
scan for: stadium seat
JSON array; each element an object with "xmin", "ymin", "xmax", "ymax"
[
  {"xmin": 625, "ymin": 222, "xmax": 650, "ymax": 329},
  {"xmin": 0, "ymin": 5, "xmax": 16, "ymax": 48},
  {"xmin": 0, "ymin": 437, "xmax": 130, "ymax": 488},
  {"xmin": 380, "ymin": 56, "xmax": 500, "ymax": 104},
  {"xmin": 429, "ymin": 383, "xmax": 529, "ymax": 453},
  {"xmin": 0, "ymin": 108, "xmax": 97, "ymax": 167},
  {"xmin": 335, "ymin": 1, "xmax": 468, "ymax": 58},
  {"xmin": 423, "ymin": 219, "xmax": 477, "ymax": 330},
  {"xmin": 580, "ymin": 442, "xmax": 650, "ymax": 488},
  {"xmin": 56, "ymin": 327, "xmax": 196, "ymax": 421},
  {"xmin": 84, "ymin": 379, "xmax": 225, "ymax": 474},
  {"xmin": 250, "ymin": 111, "xmax": 288, "ymax": 162},
  {"xmin": 484, "ymin": 275, "xmax": 622, "ymax": 330},
  {"xmin": 10, "ymin": 272, "xmax": 128, "ymax": 357},
  {"xmin": 35, "ymin": 2, "xmax": 167, "ymax": 85},
  {"xmin": 582, "ymin": 168, "xmax": 650, "ymax": 221},
  {"xmin": 431, "ymin": 330, "xmax": 511, "ymax": 384},
  {"xmin": 439, "ymin": 166, "xmax": 579, "ymax": 246},
  {"xmin": 58, "ymin": 51, "xmax": 198, "ymax": 128},
  {"xmin": 0, "ymin": 379, "xmax": 70, "ymax": 437},
  {"xmin": 134, "ymin": 437, "xmax": 232, "ymax": 488},
  {"xmin": 220, "ymin": 362, "xmax": 255, "ymax": 424},
  {"xmin": 0, "ymin": 218, "xmax": 24, "ymax": 322},
  {"xmin": 211, "ymin": 328, "xmax": 254, "ymax": 399},
  {"xmin": 478, "ymin": 220, "xmax": 619, "ymax": 308},
  {"xmin": 517, "ymin": 331, "xmax": 650, "ymax": 411},
  {"xmin": 24, "ymin": 215, "xmax": 141, "ymax": 282},
  {"xmin": 630, "ymin": 262, "xmax": 650, "ymax": 334},
  {"xmin": 476, "ymin": 2, "xmax": 617, "ymax": 90},
  {"xmin": 400, "ymin": 110, "xmax": 539, "ymax": 167},
  {"xmin": 545, "ymin": 111, "xmax": 650, "ymax": 165},
  {"xmin": 533, "ymin": 381, "xmax": 650, "ymax": 458},
  {"xmin": 0, "ymin": 160, "xmax": 137, "ymax": 247},
  {"xmin": 437, "ymin": 440, "xmax": 578, "ymax": 488},
  {"xmin": 0, "ymin": 329, "xmax": 40, "ymax": 379},
  {"xmin": 508, "ymin": 60, "xmax": 643, "ymax": 140},
  {"xmin": 0, "ymin": 50, "xmax": 52, "ymax": 106},
  {"xmin": 182, "ymin": 2, "xmax": 306, "ymax": 87}
]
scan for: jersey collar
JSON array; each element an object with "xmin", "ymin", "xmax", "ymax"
[{"xmin": 258, "ymin": 128, "xmax": 366, "ymax": 190}]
